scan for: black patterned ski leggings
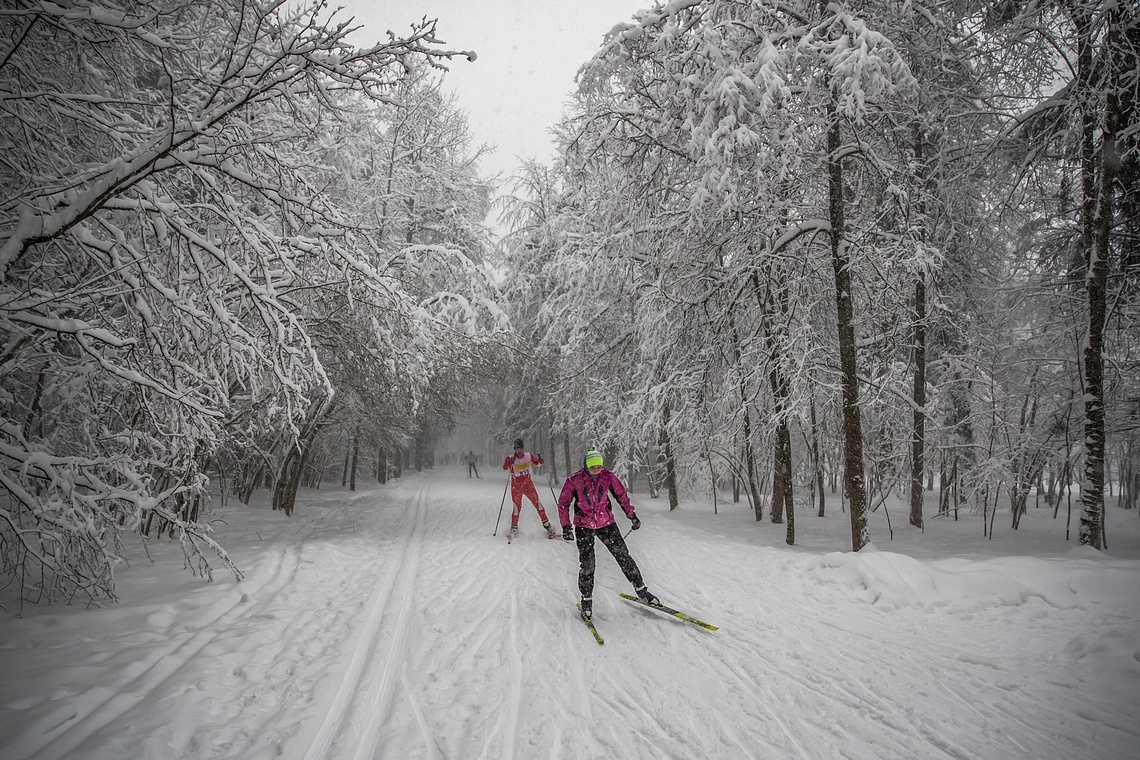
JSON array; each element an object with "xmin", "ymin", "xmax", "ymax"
[{"xmin": 575, "ymin": 523, "xmax": 644, "ymax": 599}]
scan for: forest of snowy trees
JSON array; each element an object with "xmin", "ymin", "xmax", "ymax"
[
  {"xmin": 499, "ymin": 0, "xmax": 1138, "ymax": 551},
  {"xmin": 0, "ymin": 1, "xmax": 509, "ymax": 603},
  {"xmin": 1, "ymin": 0, "xmax": 1136, "ymax": 604}
]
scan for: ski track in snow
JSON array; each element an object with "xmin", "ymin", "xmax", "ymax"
[
  {"xmin": 4, "ymin": 523, "xmax": 312, "ymax": 760},
  {"xmin": 2, "ymin": 470, "xmax": 1139, "ymax": 760},
  {"xmin": 302, "ymin": 480, "xmax": 427, "ymax": 760}
]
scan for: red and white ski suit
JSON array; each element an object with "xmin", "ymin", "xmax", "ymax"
[{"xmin": 503, "ymin": 451, "xmax": 548, "ymax": 527}]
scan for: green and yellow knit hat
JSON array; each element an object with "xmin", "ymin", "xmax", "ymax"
[{"xmin": 584, "ymin": 449, "xmax": 604, "ymax": 469}]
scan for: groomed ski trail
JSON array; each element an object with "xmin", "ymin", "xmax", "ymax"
[
  {"xmin": 2, "ymin": 469, "xmax": 1137, "ymax": 760},
  {"xmin": 302, "ymin": 482, "xmax": 427, "ymax": 760}
]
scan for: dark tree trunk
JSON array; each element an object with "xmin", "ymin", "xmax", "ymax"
[
  {"xmin": 272, "ymin": 397, "xmax": 331, "ymax": 515},
  {"xmin": 768, "ymin": 384, "xmax": 794, "ymax": 528},
  {"xmin": 771, "ymin": 443, "xmax": 785, "ymax": 524},
  {"xmin": 827, "ymin": 95, "xmax": 869, "ymax": 551},
  {"xmin": 548, "ymin": 429, "xmax": 558, "ymax": 482},
  {"xmin": 811, "ymin": 394, "xmax": 825, "ymax": 517},
  {"xmin": 782, "ymin": 425, "xmax": 796, "ymax": 545},
  {"xmin": 746, "ymin": 403, "xmax": 762, "ymax": 521},
  {"xmin": 273, "ymin": 445, "xmax": 306, "ymax": 517},
  {"xmin": 349, "ymin": 426, "xmax": 359, "ymax": 492},
  {"xmin": 732, "ymin": 312, "xmax": 762, "ymax": 520},
  {"xmin": 938, "ymin": 458, "xmax": 950, "ymax": 516},
  {"xmin": 1077, "ymin": 4, "xmax": 1120, "ymax": 549},
  {"xmin": 909, "ymin": 123, "xmax": 928, "ymax": 532},
  {"xmin": 661, "ymin": 403, "xmax": 679, "ymax": 511},
  {"xmin": 751, "ymin": 269, "xmax": 796, "ymax": 525}
]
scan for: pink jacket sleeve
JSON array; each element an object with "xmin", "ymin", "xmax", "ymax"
[{"xmin": 557, "ymin": 477, "xmax": 574, "ymax": 527}]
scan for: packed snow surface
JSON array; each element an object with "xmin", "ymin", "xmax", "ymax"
[{"xmin": 2, "ymin": 469, "xmax": 1139, "ymax": 760}]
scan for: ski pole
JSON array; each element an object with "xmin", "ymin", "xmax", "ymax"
[{"xmin": 493, "ymin": 475, "xmax": 510, "ymax": 536}]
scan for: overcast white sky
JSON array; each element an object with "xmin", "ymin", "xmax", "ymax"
[{"xmin": 336, "ymin": 1, "xmax": 651, "ymax": 181}]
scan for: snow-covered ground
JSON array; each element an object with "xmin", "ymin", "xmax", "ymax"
[{"xmin": 2, "ymin": 468, "xmax": 1139, "ymax": 760}]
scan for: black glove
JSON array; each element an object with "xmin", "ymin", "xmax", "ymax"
[
  {"xmin": 562, "ymin": 525, "xmax": 574, "ymax": 541},
  {"xmin": 630, "ymin": 514, "xmax": 641, "ymax": 530}
]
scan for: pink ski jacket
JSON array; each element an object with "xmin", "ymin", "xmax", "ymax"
[{"xmin": 557, "ymin": 468, "xmax": 635, "ymax": 530}]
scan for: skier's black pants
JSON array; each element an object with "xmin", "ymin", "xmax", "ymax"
[{"xmin": 575, "ymin": 524, "xmax": 644, "ymax": 600}]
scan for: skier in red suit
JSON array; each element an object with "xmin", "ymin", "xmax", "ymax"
[{"xmin": 502, "ymin": 438, "xmax": 556, "ymax": 540}]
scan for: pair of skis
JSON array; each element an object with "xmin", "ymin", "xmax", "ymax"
[{"xmin": 577, "ymin": 595, "xmax": 718, "ymax": 645}]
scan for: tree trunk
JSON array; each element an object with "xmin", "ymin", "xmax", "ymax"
[
  {"xmin": 909, "ymin": 123, "xmax": 928, "ymax": 532},
  {"xmin": 732, "ymin": 313, "xmax": 762, "ymax": 521},
  {"xmin": 769, "ymin": 388, "xmax": 794, "ymax": 527},
  {"xmin": 237, "ymin": 459, "xmax": 263, "ymax": 505},
  {"xmin": 349, "ymin": 426, "xmax": 359, "ymax": 492},
  {"xmin": 783, "ymin": 426, "xmax": 796, "ymax": 545},
  {"xmin": 548, "ymin": 429, "xmax": 558, "ymax": 482},
  {"xmin": 752, "ymin": 269, "xmax": 795, "ymax": 526},
  {"xmin": 661, "ymin": 403, "xmax": 679, "ymax": 511},
  {"xmin": 273, "ymin": 446, "xmax": 305, "ymax": 517},
  {"xmin": 709, "ymin": 453, "xmax": 718, "ymax": 514},
  {"xmin": 1077, "ymin": 5, "xmax": 1119, "ymax": 550},
  {"xmin": 272, "ymin": 396, "xmax": 332, "ymax": 515},
  {"xmin": 744, "ymin": 398, "xmax": 761, "ymax": 521},
  {"xmin": 811, "ymin": 394, "xmax": 825, "ymax": 517},
  {"xmin": 771, "ymin": 442, "xmax": 785, "ymax": 524},
  {"xmin": 647, "ymin": 442, "xmax": 660, "ymax": 499},
  {"xmin": 938, "ymin": 458, "xmax": 950, "ymax": 516},
  {"xmin": 827, "ymin": 95, "xmax": 869, "ymax": 551}
]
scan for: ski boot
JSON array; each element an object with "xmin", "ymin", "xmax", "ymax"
[
  {"xmin": 635, "ymin": 585, "xmax": 660, "ymax": 606},
  {"xmin": 508, "ymin": 525, "xmax": 519, "ymax": 541},
  {"xmin": 542, "ymin": 520, "xmax": 558, "ymax": 539},
  {"xmin": 580, "ymin": 597, "xmax": 593, "ymax": 621}
]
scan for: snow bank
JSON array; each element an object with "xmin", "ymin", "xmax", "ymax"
[{"xmin": 808, "ymin": 547, "xmax": 1135, "ymax": 614}]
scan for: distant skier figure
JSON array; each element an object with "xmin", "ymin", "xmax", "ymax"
[
  {"xmin": 465, "ymin": 450, "xmax": 480, "ymax": 479},
  {"xmin": 503, "ymin": 438, "xmax": 555, "ymax": 540},
  {"xmin": 558, "ymin": 448, "xmax": 658, "ymax": 621}
]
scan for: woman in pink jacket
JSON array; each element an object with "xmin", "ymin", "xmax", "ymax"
[{"xmin": 557, "ymin": 448, "xmax": 659, "ymax": 620}]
